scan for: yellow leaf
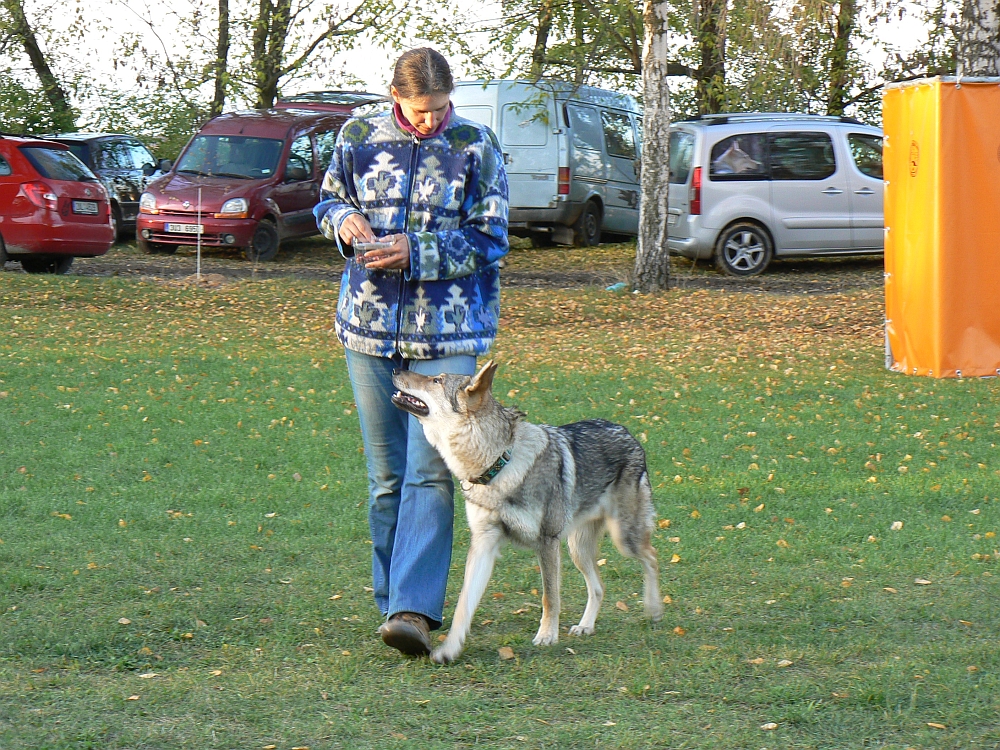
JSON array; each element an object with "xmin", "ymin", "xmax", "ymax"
[
  {"xmin": 498, "ymin": 646, "xmax": 515, "ymax": 660},
  {"xmin": 126, "ymin": 695, "xmax": 140, "ymax": 701},
  {"xmin": 597, "ymin": 558, "xmax": 607, "ymax": 566},
  {"xmin": 670, "ymin": 554, "xmax": 681, "ymax": 564},
  {"xmin": 662, "ymin": 595, "xmax": 673, "ymax": 604},
  {"xmin": 210, "ymin": 670, "xmax": 223, "ymax": 676},
  {"xmin": 672, "ymin": 626, "xmax": 686, "ymax": 636},
  {"xmin": 777, "ymin": 659, "xmax": 793, "ymax": 667},
  {"xmin": 118, "ymin": 618, "xmax": 131, "ymax": 625},
  {"xmin": 51, "ymin": 512, "xmax": 72, "ymax": 520},
  {"xmin": 890, "ymin": 521, "xmax": 903, "ymax": 530},
  {"xmin": 118, "ymin": 519, "xmax": 127, "ymax": 528},
  {"xmin": 776, "ymin": 539, "xmax": 790, "ymax": 548},
  {"xmin": 926, "ymin": 723, "xmax": 946, "ymax": 730},
  {"xmin": 748, "ymin": 657, "xmax": 765, "ymax": 664},
  {"xmin": 754, "ymin": 503, "xmax": 765, "ymax": 513},
  {"xmin": 914, "ymin": 578, "xmax": 932, "ymax": 585},
  {"xmin": 690, "ymin": 509, "xmax": 701, "ymax": 519},
  {"xmin": 658, "ymin": 519, "xmax": 671, "ymax": 529},
  {"xmin": 760, "ymin": 722, "xmax": 778, "ymax": 730},
  {"xmin": 615, "ymin": 601, "xmax": 628, "ymax": 612},
  {"xmin": 883, "ymin": 587, "xmax": 898, "ymax": 593}
]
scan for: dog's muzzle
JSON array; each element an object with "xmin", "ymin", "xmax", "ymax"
[{"xmin": 391, "ymin": 390, "xmax": 429, "ymax": 417}]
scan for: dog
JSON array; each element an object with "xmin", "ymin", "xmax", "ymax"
[{"xmin": 391, "ymin": 360, "xmax": 663, "ymax": 664}]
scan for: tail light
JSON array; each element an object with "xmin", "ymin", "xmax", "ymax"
[
  {"xmin": 690, "ymin": 166, "xmax": 702, "ymax": 215},
  {"xmin": 557, "ymin": 167, "xmax": 571, "ymax": 195},
  {"xmin": 21, "ymin": 181, "xmax": 59, "ymax": 210}
]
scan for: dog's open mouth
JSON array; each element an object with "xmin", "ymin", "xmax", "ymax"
[{"xmin": 391, "ymin": 390, "xmax": 429, "ymax": 417}]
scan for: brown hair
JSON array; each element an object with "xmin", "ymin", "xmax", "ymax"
[{"xmin": 391, "ymin": 48, "xmax": 454, "ymax": 99}]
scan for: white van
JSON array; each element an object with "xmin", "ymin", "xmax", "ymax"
[{"xmin": 451, "ymin": 80, "xmax": 642, "ymax": 247}]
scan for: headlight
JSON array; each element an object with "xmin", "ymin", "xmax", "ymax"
[
  {"xmin": 138, "ymin": 192, "xmax": 157, "ymax": 214},
  {"xmin": 218, "ymin": 198, "xmax": 249, "ymax": 217}
]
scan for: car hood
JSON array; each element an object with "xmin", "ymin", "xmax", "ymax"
[{"xmin": 146, "ymin": 172, "xmax": 268, "ymax": 212}]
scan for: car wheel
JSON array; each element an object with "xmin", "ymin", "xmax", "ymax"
[
  {"xmin": 246, "ymin": 219, "xmax": 280, "ymax": 262},
  {"xmin": 714, "ymin": 222, "xmax": 773, "ymax": 277},
  {"xmin": 21, "ymin": 256, "xmax": 74, "ymax": 275},
  {"xmin": 0, "ymin": 235, "xmax": 8, "ymax": 268},
  {"xmin": 137, "ymin": 235, "xmax": 178, "ymax": 255},
  {"xmin": 572, "ymin": 201, "xmax": 602, "ymax": 247},
  {"xmin": 111, "ymin": 204, "xmax": 123, "ymax": 242}
]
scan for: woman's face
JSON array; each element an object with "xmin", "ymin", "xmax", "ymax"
[{"xmin": 391, "ymin": 87, "xmax": 451, "ymax": 135}]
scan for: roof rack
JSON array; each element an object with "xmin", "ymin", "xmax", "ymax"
[
  {"xmin": 681, "ymin": 112, "xmax": 864, "ymax": 126},
  {"xmin": 275, "ymin": 91, "xmax": 389, "ymax": 111}
]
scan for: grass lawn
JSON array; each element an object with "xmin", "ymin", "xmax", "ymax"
[{"xmin": 1, "ymin": 246, "xmax": 998, "ymax": 749}]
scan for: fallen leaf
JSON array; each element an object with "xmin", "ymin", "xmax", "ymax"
[
  {"xmin": 51, "ymin": 512, "xmax": 72, "ymax": 520},
  {"xmin": 566, "ymin": 647, "xmax": 576, "ymax": 654},
  {"xmin": 941, "ymin": 515, "xmax": 952, "ymax": 522},
  {"xmin": 293, "ymin": 473, "xmax": 302, "ymax": 482},
  {"xmin": 615, "ymin": 601, "xmax": 629, "ymax": 612},
  {"xmin": 138, "ymin": 672, "xmax": 158, "ymax": 679},
  {"xmin": 670, "ymin": 554, "xmax": 681, "ymax": 563},
  {"xmin": 959, "ymin": 620, "xmax": 973, "ymax": 627},
  {"xmin": 754, "ymin": 504, "xmax": 765, "ymax": 513},
  {"xmin": 498, "ymin": 646, "xmax": 515, "ymax": 660},
  {"xmin": 118, "ymin": 618, "xmax": 131, "ymax": 625},
  {"xmin": 658, "ymin": 519, "xmax": 671, "ymax": 528},
  {"xmin": 777, "ymin": 659, "xmax": 794, "ymax": 667},
  {"xmin": 673, "ymin": 626, "xmax": 686, "ymax": 636},
  {"xmin": 690, "ymin": 509, "xmax": 701, "ymax": 519},
  {"xmin": 776, "ymin": 539, "xmax": 790, "ymax": 548},
  {"xmin": 968, "ymin": 666, "xmax": 979, "ymax": 672},
  {"xmin": 662, "ymin": 594, "xmax": 673, "ymax": 604},
  {"xmin": 748, "ymin": 657, "xmax": 765, "ymax": 664},
  {"xmin": 597, "ymin": 558, "xmax": 607, "ymax": 566},
  {"xmin": 603, "ymin": 721, "xmax": 617, "ymax": 726},
  {"xmin": 329, "ymin": 594, "xmax": 342, "ymax": 600},
  {"xmin": 126, "ymin": 695, "xmax": 140, "ymax": 701},
  {"xmin": 914, "ymin": 578, "xmax": 932, "ymax": 585},
  {"xmin": 210, "ymin": 670, "xmax": 223, "ymax": 676},
  {"xmin": 891, "ymin": 521, "xmax": 903, "ymax": 531},
  {"xmin": 699, "ymin": 645, "xmax": 718, "ymax": 651},
  {"xmin": 970, "ymin": 509, "xmax": 981, "ymax": 515},
  {"xmin": 118, "ymin": 519, "xmax": 127, "ymax": 528},
  {"xmin": 760, "ymin": 722, "xmax": 778, "ymax": 730},
  {"xmin": 926, "ymin": 723, "xmax": 946, "ymax": 730},
  {"xmin": 883, "ymin": 587, "xmax": 898, "ymax": 593}
]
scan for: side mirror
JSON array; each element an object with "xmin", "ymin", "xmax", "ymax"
[
  {"xmin": 158, "ymin": 159, "xmax": 173, "ymax": 173},
  {"xmin": 142, "ymin": 163, "xmax": 156, "ymax": 176}
]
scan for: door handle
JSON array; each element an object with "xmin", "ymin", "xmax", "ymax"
[
  {"xmin": 854, "ymin": 187, "xmax": 874, "ymax": 195},
  {"xmin": 822, "ymin": 187, "xmax": 844, "ymax": 195}
]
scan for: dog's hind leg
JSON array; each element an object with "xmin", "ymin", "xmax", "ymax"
[
  {"xmin": 567, "ymin": 519, "xmax": 605, "ymax": 636},
  {"xmin": 533, "ymin": 537, "xmax": 561, "ymax": 646},
  {"xmin": 431, "ymin": 520, "xmax": 502, "ymax": 665},
  {"xmin": 607, "ymin": 474, "xmax": 664, "ymax": 623}
]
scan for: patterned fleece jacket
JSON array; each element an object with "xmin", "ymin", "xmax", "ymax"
[{"xmin": 313, "ymin": 109, "xmax": 509, "ymax": 360}]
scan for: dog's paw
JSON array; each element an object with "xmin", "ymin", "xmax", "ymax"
[
  {"xmin": 430, "ymin": 643, "xmax": 461, "ymax": 664},
  {"xmin": 645, "ymin": 602, "xmax": 665, "ymax": 623},
  {"xmin": 532, "ymin": 630, "xmax": 559, "ymax": 646},
  {"xmin": 568, "ymin": 624, "xmax": 595, "ymax": 636}
]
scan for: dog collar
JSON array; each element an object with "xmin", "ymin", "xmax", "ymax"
[{"xmin": 468, "ymin": 449, "xmax": 512, "ymax": 486}]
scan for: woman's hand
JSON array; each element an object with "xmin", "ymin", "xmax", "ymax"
[
  {"xmin": 340, "ymin": 213, "xmax": 376, "ymax": 246},
  {"xmin": 359, "ymin": 234, "xmax": 410, "ymax": 271}
]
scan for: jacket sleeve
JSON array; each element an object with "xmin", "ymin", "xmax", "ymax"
[
  {"xmin": 404, "ymin": 130, "xmax": 509, "ymax": 282},
  {"xmin": 313, "ymin": 121, "xmax": 363, "ymax": 257}
]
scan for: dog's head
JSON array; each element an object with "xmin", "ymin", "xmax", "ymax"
[{"xmin": 391, "ymin": 360, "xmax": 499, "ymax": 422}]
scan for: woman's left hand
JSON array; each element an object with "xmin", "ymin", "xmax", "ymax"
[{"xmin": 359, "ymin": 233, "xmax": 410, "ymax": 271}]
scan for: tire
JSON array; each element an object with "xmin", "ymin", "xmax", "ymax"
[
  {"xmin": 245, "ymin": 219, "xmax": 280, "ymax": 262},
  {"xmin": 21, "ymin": 256, "xmax": 74, "ymax": 274},
  {"xmin": 111, "ymin": 203, "xmax": 123, "ymax": 242},
  {"xmin": 0, "ymin": 234, "xmax": 8, "ymax": 268},
  {"xmin": 137, "ymin": 235, "xmax": 178, "ymax": 255},
  {"xmin": 714, "ymin": 222, "xmax": 773, "ymax": 277},
  {"xmin": 572, "ymin": 200, "xmax": 602, "ymax": 247}
]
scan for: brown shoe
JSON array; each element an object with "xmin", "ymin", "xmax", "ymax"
[{"xmin": 379, "ymin": 612, "xmax": 431, "ymax": 657}]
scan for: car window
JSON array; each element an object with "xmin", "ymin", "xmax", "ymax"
[
  {"xmin": 95, "ymin": 140, "xmax": 133, "ymax": 170},
  {"xmin": 709, "ymin": 133, "xmax": 767, "ymax": 180},
  {"xmin": 454, "ymin": 106, "xmax": 493, "ymax": 130},
  {"xmin": 64, "ymin": 142, "xmax": 90, "ymax": 167},
  {"xmin": 768, "ymin": 131, "xmax": 836, "ymax": 180},
  {"xmin": 316, "ymin": 130, "xmax": 338, "ymax": 172},
  {"xmin": 19, "ymin": 146, "xmax": 96, "ymax": 181},
  {"xmin": 501, "ymin": 103, "xmax": 548, "ymax": 147},
  {"xmin": 129, "ymin": 142, "xmax": 156, "ymax": 170},
  {"xmin": 287, "ymin": 134, "xmax": 314, "ymax": 180},
  {"xmin": 176, "ymin": 135, "xmax": 284, "ymax": 179},
  {"xmin": 848, "ymin": 133, "xmax": 882, "ymax": 179},
  {"xmin": 566, "ymin": 104, "xmax": 603, "ymax": 152},
  {"xmin": 601, "ymin": 110, "xmax": 636, "ymax": 160},
  {"xmin": 0, "ymin": 155, "xmax": 10, "ymax": 177},
  {"xmin": 668, "ymin": 130, "xmax": 696, "ymax": 184}
]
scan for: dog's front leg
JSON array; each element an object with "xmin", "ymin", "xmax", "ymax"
[
  {"xmin": 431, "ymin": 524, "xmax": 502, "ymax": 665},
  {"xmin": 533, "ymin": 537, "xmax": 561, "ymax": 646}
]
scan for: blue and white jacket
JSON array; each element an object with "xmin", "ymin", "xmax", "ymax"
[{"xmin": 314, "ymin": 110, "xmax": 509, "ymax": 359}]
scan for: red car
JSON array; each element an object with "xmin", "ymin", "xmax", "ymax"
[
  {"xmin": 0, "ymin": 134, "xmax": 114, "ymax": 274},
  {"xmin": 137, "ymin": 92, "xmax": 386, "ymax": 261}
]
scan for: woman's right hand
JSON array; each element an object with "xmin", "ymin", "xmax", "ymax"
[{"xmin": 340, "ymin": 213, "xmax": 376, "ymax": 246}]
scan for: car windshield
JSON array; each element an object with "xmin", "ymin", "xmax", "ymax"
[
  {"xmin": 175, "ymin": 135, "xmax": 284, "ymax": 179},
  {"xmin": 19, "ymin": 146, "xmax": 97, "ymax": 182}
]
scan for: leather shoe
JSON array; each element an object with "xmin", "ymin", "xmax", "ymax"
[{"xmin": 379, "ymin": 612, "xmax": 432, "ymax": 657}]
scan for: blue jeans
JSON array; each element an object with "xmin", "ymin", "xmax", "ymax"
[{"xmin": 344, "ymin": 349, "xmax": 477, "ymax": 629}]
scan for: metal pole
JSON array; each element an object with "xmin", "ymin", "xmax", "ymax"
[{"xmin": 196, "ymin": 186, "xmax": 202, "ymax": 281}]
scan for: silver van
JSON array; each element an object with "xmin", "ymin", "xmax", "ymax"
[
  {"xmin": 451, "ymin": 80, "xmax": 642, "ymax": 247},
  {"xmin": 667, "ymin": 113, "xmax": 883, "ymax": 276}
]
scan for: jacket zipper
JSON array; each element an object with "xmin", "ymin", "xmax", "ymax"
[{"xmin": 394, "ymin": 135, "xmax": 421, "ymax": 357}]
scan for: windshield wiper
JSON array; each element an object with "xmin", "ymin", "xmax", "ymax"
[
  {"xmin": 177, "ymin": 168, "xmax": 211, "ymax": 177},
  {"xmin": 210, "ymin": 172, "xmax": 253, "ymax": 179}
]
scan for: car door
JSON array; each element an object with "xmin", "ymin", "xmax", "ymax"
[
  {"xmin": 844, "ymin": 131, "xmax": 884, "ymax": 249},
  {"xmin": 767, "ymin": 129, "xmax": 852, "ymax": 252},
  {"xmin": 599, "ymin": 109, "xmax": 640, "ymax": 233},
  {"xmin": 119, "ymin": 140, "xmax": 157, "ymax": 222},
  {"xmin": 271, "ymin": 133, "xmax": 319, "ymax": 237},
  {"xmin": 94, "ymin": 139, "xmax": 134, "ymax": 214},
  {"xmin": 499, "ymin": 99, "xmax": 557, "ymax": 210},
  {"xmin": 565, "ymin": 103, "xmax": 607, "ymax": 204}
]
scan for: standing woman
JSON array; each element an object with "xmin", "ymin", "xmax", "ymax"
[{"xmin": 314, "ymin": 48, "xmax": 509, "ymax": 657}]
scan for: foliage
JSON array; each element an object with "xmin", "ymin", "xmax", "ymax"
[
  {"xmin": 1, "ymin": 251, "xmax": 999, "ymax": 747},
  {"xmin": 0, "ymin": 71, "xmax": 71, "ymax": 133}
]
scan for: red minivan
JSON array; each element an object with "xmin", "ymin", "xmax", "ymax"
[
  {"xmin": 137, "ymin": 93, "xmax": 386, "ymax": 261},
  {"xmin": 0, "ymin": 135, "xmax": 114, "ymax": 274}
]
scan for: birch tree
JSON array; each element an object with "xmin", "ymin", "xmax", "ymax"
[
  {"xmin": 633, "ymin": 0, "xmax": 671, "ymax": 292},
  {"xmin": 957, "ymin": 0, "xmax": 1000, "ymax": 74}
]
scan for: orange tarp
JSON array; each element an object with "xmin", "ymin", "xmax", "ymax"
[{"xmin": 883, "ymin": 77, "xmax": 1000, "ymax": 378}]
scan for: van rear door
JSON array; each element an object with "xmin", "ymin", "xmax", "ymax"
[
  {"xmin": 667, "ymin": 129, "xmax": 696, "ymax": 236},
  {"xmin": 499, "ymin": 99, "xmax": 558, "ymax": 209},
  {"xmin": 599, "ymin": 109, "xmax": 640, "ymax": 233}
]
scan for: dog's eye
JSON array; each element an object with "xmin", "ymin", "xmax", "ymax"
[{"xmin": 432, "ymin": 377, "xmax": 443, "ymax": 385}]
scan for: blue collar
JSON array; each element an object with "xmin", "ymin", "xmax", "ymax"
[{"xmin": 468, "ymin": 449, "xmax": 512, "ymax": 485}]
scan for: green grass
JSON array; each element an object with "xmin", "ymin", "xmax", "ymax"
[{"xmin": 1, "ymin": 264, "xmax": 999, "ymax": 749}]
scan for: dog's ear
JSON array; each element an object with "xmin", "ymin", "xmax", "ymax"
[{"xmin": 464, "ymin": 359, "xmax": 498, "ymax": 410}]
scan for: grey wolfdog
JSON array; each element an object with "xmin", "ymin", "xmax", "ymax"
[{"xmin": 391, "ymin": 360, "xmax": 663, "ymax": 664}]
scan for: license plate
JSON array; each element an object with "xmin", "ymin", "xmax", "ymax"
[
  {"xmin": 166, "ymin": 223, "xmax": 204, "ymax": 234},
  {"xmin": 72, "ymin": 200, "xmax": 99, "ymax": 215}
]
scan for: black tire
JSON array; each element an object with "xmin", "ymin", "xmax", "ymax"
[
  {"xmin": 245, "ymin": 219, "xmax": 280, "ymax": 262},
  {"xmin": 110, "ymin": 203, "xmax": 123, "ymax": 242},
  {"xmin": 0, "ymin": 234, "xmax": 8, "ymax": 268},
  {"xmin": 572, "ymin": 200, "xmax": 602, "ymax": 247},
  {"xmin": 529, "ymin": 232, "xmax": 554, "ymax": 248},
  {"xmin": 137, "ymin": 235, "xmax": 178, "ymax": 255},
  {"xmin": 714, "ymin": 222, "xmax": 773, "ymax": 277},
  {"xmin": 21, "ymin": 256, "xmax": 74, "ymax": 275}
]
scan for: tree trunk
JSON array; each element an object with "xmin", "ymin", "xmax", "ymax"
[
  {"xmin": 2, "ymin": 0, "xmax": 74, "ymax": 129},
  {"xmin": 826, "ymin": 0, "xmax": 856, "ymax": 115},
  {"xmin": 633, "ymin": 0, "xmax": 671, "ymax": 293},
  {"xmin": 957, "ymin": 0, "xmax": 1000, "ymax": 75},
  {"xmin": 210, "ymin": 0, "xmax": 230, "ymax": 117},
  {"xmin": 530, "ymin": 0, "xmax": 554, "ymax": 78},
  {"xmin": 252, "ymin": 0, "xmax": 292, "ymax": 108},
  {"xmin": 695, "ymin": 0, "xmax": 727, "ymax": 114}
]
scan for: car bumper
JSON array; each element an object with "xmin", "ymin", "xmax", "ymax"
[
  {"xmin": 3, "ymin": 222, "xmax": 114, "ymax": 257},
  {"xmin": 668, "ymin": 217, "xmax": 714, "ymax": 260},
  {"xmin": 509, "ymin": 203, "xmax": 582, "ymax": 229},
  {"xmin": 137, "ymin": 214, "xmax": 257, "ymax": 247}
]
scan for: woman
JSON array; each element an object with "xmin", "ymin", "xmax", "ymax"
[{"xmin": 314, "ymin": 48, "xmax": 509, "ymax": 656}]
